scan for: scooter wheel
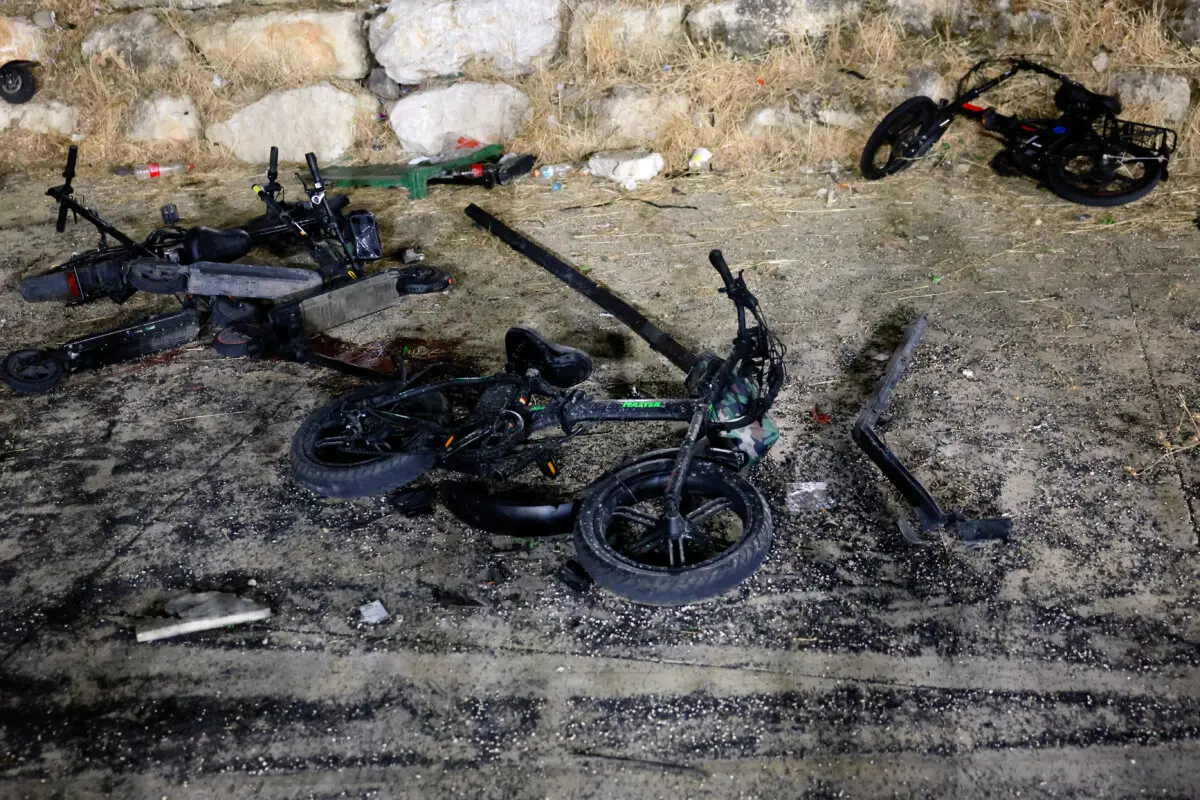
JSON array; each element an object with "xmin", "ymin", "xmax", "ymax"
[
  {"xmin": 213, "ymin": 323, "xmax": 268, "ymax": 358},
  {"xmin": 1, "ymin": 349, "xmax": 65, "ymax": 394},
  {"xmin": 127, "ymin": 259, "xmax": 188, "ymax": 295},
  {"xmin": 211, "ymin": 298, "xmax": 264, "ymax": 327},
  {"xmin": 395, "ymin": 265, "xmax": 452, "ymax": 295}
]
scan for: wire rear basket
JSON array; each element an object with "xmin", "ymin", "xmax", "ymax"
[{"xmin": 1101, "ymin": 117, "xmax": 1177, "ymax": 154}]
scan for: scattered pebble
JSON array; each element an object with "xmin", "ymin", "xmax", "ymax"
[
  {"xmin": 962, "ymin": 369, "xmax": 975, "ymax": 378},
  {"xmin": 358, "ymin": 600, "xmax": 390, "ymax": 625}
]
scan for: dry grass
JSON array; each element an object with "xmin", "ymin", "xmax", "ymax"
[{"xmin": 1, "ymin": 0, "xmax": 1197, "ymax": 178}]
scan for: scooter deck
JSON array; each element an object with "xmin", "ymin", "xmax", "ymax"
[
  {"xmin": 187, "ymin": 261, "xmax": 324, "ymax": 299},
  {"xmin": 294, "ymin": 270, "xmax": 406, "ymax": 335},
  {"xmin": 63, "ymin": 308, "xmax": 202, "ymax": 368}
]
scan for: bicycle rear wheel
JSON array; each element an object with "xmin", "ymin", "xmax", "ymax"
[
  {"xmin": 573, "ymin": 457, "xmax": 772, "ymax": 605},
  {"xmin": 1043, "ymin": 139, "xmax": 1163, "ymax": 206},
  {"xmin": 860, "ymin": 97, "xmax": 941, "ymax": 180},
  {"xmin": 291, "ymin": 384, "xmax": 451, "ymax": 499}
]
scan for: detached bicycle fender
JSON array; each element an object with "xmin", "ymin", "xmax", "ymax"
[{"xmin": 441, "ymin": 482, "xmax": 577, "ymax": 536}]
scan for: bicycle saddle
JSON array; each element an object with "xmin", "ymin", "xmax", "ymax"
[
  {"xmin": 181, "ymin": 226, "xmax": 253, "ymax": 265},
  {"xmin": 504, "ymin": 327, "xmax": 593, "ymax": 388},
  {"xmin": 1054, "ymin": 83, "xmax": 1121, "ymax": 117}
]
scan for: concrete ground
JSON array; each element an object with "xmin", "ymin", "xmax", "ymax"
[{"xmin": 0, "ymin": 157, "xmax": 1197, "ymax": 798}]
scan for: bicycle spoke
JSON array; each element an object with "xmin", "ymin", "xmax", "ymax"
[
  {"xmin": 686, "ymin": 497, "xmax": 733, "ymax": 525},
  {"xmin": 612, "ymin": 506, "xmax": 659, "ymax": 529},
  {"xmin": 626, "ymin": 529, "xmax": 666, "ymax": 556}
]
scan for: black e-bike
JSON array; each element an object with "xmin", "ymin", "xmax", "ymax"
[{"xmin": 861, "ymin": 57, "xmax": 1176, "ymax": 206}]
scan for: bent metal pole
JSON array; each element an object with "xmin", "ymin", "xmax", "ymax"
[{"xmin": 464, "ymin": 203, "xmax": 699, "ymax": 373}]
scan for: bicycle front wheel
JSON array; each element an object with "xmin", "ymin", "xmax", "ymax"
[
  {"xmin": 860, "ymin": 96, "xmax": 941, "ymax": 180},
  {"xmin": 573, "ymin": 457, "xmax": 772, "ymax": 605}
]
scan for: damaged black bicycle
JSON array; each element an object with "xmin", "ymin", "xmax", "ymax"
[
  {"xmin": 293, "ymin": 212, "xmax": 785, "ymax": 605},
  {"xmin": 861, "ymin": 56, "xmax": 1176, "ymax": 206}
]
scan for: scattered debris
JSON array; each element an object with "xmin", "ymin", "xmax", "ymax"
[
  {"xmin": 1092, "ymin": 51, "xmax": 1109, "ymax": 73},
  {"xmin": 358, "ymin": 600, "xmax": 390, "ymax": 624},
  {"xmin": 962, "ymin": 369, "xmax": 975, "ymax": 378},
  {"xmin": 136, "ymin": 591, "xmax": 271, "ymax": 642},
  {"xmin": 688, "ymin": 147, "xmax": 713, "ymax": 170},
  {"xmin": 811, "ymin": 405, "xmax": 831, "ymax": 424},
  {"xmin": 785, "ymin": 481, "xmax": 831, "ymax": 513},
  {"xmin": 586, "ymin": 150, "xmax": 664, "ymax": 188}
]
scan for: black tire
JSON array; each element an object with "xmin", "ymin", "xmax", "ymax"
[
  {"xmin": 19, "ymin": 271, "xmax": 74, "ymax": 302},
  {"xmin": 573, "ymin": 457, "xmax": 772, "ymax": 605},
  {"xmin": 0, "ymin": 63, "xmax": 37, "ymax": 105},
  {"xmin": 291, "ymin": 384, "xmax": 452, "ymax": 499},
  {"xmin": 860, "ymin": 96, "xmax": 940, "ymax": 180},
  {"xmin": 211, "ymin": 298, "xmax": 263, "ymax": 327},
  {"xmin": 127, "ymin": 259, "xmax": 188, "ymax": 294},
  {"xmin": 395, "ymin": 265, "xmax": 452, "ymax": 295},
  {"xmin": 2, "ymin": 349, "xmax": 64, "ymax": 394},
  {"xmin": 1042, "ymin": 139, "xmax": 1163, "ymax": 207},
  {"xmin": 213, "ymin": 323, "xmax": 269, "ymax": 358}
]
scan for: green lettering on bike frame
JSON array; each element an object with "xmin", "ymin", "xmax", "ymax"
[{"xmin": 621, "ymin": 400, "xmax": 664, "ymax": 408}]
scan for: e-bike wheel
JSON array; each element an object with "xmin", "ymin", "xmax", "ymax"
[
  {"xmin": 1042, "ymin": 139, "xmax": 1163, "ymax": 206},
  {"xmin": 573, "ymin": 457, "xmax": 772, "ymax": 605},
  {"xmin": 860, "ymin": 96, "xmax": 940, "ymax": 180},
  {"xmin": 2, "ymin": 348, "xmax": 65, "ymax": 394},
  {"xmin": 291, "ymin": 384, "xmax": 452, "ymax": 499}
]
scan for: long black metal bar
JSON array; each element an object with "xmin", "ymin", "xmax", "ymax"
[
  {"xmin": 852, "ymin": 316, "xmax": 1011, "ymax": 544},
  {"xmin": 465, "ymin": 203, "xmax": 699, "ymax": 373}
]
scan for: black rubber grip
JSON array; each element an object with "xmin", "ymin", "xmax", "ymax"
[
  {"xmin": 305, "ymin": 152, "xmax": 323, "ymax": 187},
  {"xmin": 63, "ymin": 145, "xmax": 77, "ymax": 181},
  {"xmin": 708, "ymin": 249, "xmax": 735, "ymax": 287},
  {"xmin": 55, "ymin": 200, "xmax": 69, "ymax": 233},
  {"xmin": 20, "ymin": 271, "xmax": 75, "ymax": 302},
  {"xmin": 268, "ymin": 146, "xmax": 279, "ymax": 181}
]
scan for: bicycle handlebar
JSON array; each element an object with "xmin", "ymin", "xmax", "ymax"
[
  {"xmin": 305, "ymin": 152, "xmax": 324, "ymax": 189},
  {"xmin": 54, "ymin": 146, "xmax": 78, "ymax": 232},
  {"xmin": 268, "ymin": 146, "xmax": 279, "ymax": 185},
  {"xmin": 708, "ymin": 249, "xmax": 735, "ymax": 290}
]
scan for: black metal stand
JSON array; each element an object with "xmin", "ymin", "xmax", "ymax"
[{"xmin": 852, "ymin": 316, "xmax": 1011, "ymax": 545}]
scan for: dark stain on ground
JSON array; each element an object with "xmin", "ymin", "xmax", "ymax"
[{"xmin": 308, "ymin": 333, "xmax": 470, "ymax": 377}]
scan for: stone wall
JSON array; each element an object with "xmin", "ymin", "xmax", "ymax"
[{"xmin": 0, "ymin": 0, "xmax": 1197, "ymax": 170}]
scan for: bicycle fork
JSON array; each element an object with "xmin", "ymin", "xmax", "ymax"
[{"xmin": 663, "ymin": 406, "xmax": 707, "ymax": 566}]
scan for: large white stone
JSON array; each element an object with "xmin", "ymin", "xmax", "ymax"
[
  {"xmin": 568, "ymin": 2, "xmax": 687, "ymax": 60},
  {"xmin": 885, "ymin": 0, "xmax": 961, "ymax": 33},
  {"xmin": 128, "ymin": 94, "xmax": 201, "ymax": 142},
  {"xmin": 82, "ymin": 11, "xmax": 189, "ymax": 72},
  {"xmin": 112, "ymin": 0, "xmax": 231, "ymax": 8},
  {"xmin": 583, "ymin": 86, "xmax": 689, "ymax": 148},
  {"xmin": 388, "ymin": 81, "xmax": 531, "ymax": 156},
  {"xmin": 369, "ymin": 0, "xmax": 561, "ymax": 85},
  {"xmin": 1112, "ymin": 72, "xmax": 1192, "ymax": 124},
  {"xmin": 0, "ymin": 15, "xmax": 46, "ymax": 63},
  {"xmin": 1183, "ymin": 1, "xmax": 1200, "ymax": 44},
  {"xmin": 207, "ymin": 83, "xmax": 370, "ymax": 163},
  {"xmin": 686, "ymin": 0, "xmax": 860, "ymax": 55},
  {"xmin": 13, "ymin": 100, "xmax": 77, "ymax": 135},
  {"xmin": 742, "ymin": 106, "xmax": 799, "ymax": 136},
  {"xmin": 191, "ymin": 11, "xmax": 370, "ymax": 81}
]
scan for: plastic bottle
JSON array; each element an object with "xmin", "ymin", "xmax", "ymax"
[
  {"xmin": 535, "ymin": 164, "xmax": 572, "ymax": 182},
  {"xmin": 112, "ymin": 162, "xmax": 195, "ymax": 179}
]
